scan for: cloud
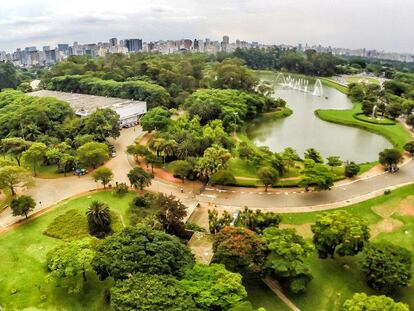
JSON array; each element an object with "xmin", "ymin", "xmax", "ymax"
[{"xmin": 0, "ymin": 0, "xmax": 413, "ymax": 53}]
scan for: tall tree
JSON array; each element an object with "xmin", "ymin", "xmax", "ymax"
[
  {"xmin": 86, "ymin": 200, "xmax": 112, "ymax": 238},
  {"xmin": 92, "ymin": 226, "xmax": 195, "ymax": 280},
  {"xmin": 239, "ymin": 207, "xmax": 281, "ymax": 234},
  {"xmin": 0, "ymin": 61, "xmax": 20, "ymax": 90},
  {"xmin": 300, "ymin": 160, "xmax": 335, "ymax": 191},
  {"xmin": 91, "ymin": 167, "xmax": 113, "ymax": 188},
  {"xmin": 10, "ymin": 195, "xmax": 36, "ymax": 219},
  {"xmin": 21, "ymin": 142, "xmax": 47, "ymax": 176},
  {"xmin": 110, "ymin": 273, "xmax": 198, "ymax": 311},
  {"xmin": 127, "ymin": 167, "xmax": 153, "ymax": 190},
  {"xmin": 362, "ymin": 243, "xmax": 412, "ymax": 292},
  {"xmin": 82, "ymin": 108, "xmax": 120, "ymax": 141},
  {"xmin": 311, "ymin": 211, "xmax": 370, "ymax": 258},
  {"xmin": 263, "ymin": 227, "xmax": 314, "ymax": 293},
  {"xmin": 304, "ymin": 148, "xmax": 324, "ymax": 163},
  {"xmin": 0, "ymin": 137, "xmax": 31, "ymax": 166},
  {"xmin": 0, "ymin": 165, "xmax": 31, "ymax": 196},
  {"xmin": 77, "ymin": 142, "xmax": 109, "ymax": 169},
  {"xmin": 47, "ymin": 239, "xmax": 95, "ymax": 293},
  {"xmin": 379, "ymin": 148, "xmax": 403, "ymax": 172},
  {"xmin": 257, "ymin": 167, "xmax": 279, "ymax": 192},
  {"xmin": 156, "ymin": 194, "xmax": 187, "ymax": 236},
  {"xmin": 213, "ymin": 226, "xmax": 267, "ymax": 274},
  {"xmin": 208, "ymin": 209, "xmax": 233, "ymax": 234},
  {"xmin": 343, "ymin": 293, "xmax": 409, "ymax": 311},
  {"xmin": 180, "ymin": 264, "xmax": 247, "ymax": 310}
]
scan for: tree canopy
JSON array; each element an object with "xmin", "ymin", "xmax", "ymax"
[
  {"xmin": 343, "ymin": 293, "xmax": 409, "ymax": 311},
  {"xmin": 311, "ymin": 211, "xmax": 370, "ymax": 258},
  {"xmin": 92, "ymin": 226, "xmax": 195, "ymax": 280}
]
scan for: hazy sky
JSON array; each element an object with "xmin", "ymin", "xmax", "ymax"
[{"xmin": 1, "ymin": 0, "xmax": 413, "ymax": 53}]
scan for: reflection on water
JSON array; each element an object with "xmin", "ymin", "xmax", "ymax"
[{"xmin": 247, "ymin": 73, "xmax": 392, "ymax": 163}]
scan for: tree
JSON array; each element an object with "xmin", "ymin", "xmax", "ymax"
[
  {"xmin": 47, "ymin": 239, "xmax": 95, "ymax": 293},
  {"xmin": 345, "ymin": 161, "xmax": 360, "ymax": 177},
  {"xmin": 304, "ymin": 148, "xmax": 323, "ymax": 163},
  {"xmin": 326, "ymin": 156, "xmax": 342, "ymax": 170},
  {"xmin": 362, "ymin": 243, "xmax": 412, "ymax": 292},
  {"xmin": 0, "ymin": 61, "xmax": 20, "ymax": 90},
  {"xmin": 239, "ymin": 207, "xmax": 281, "ymax": 234},
  {"xmin": 10, "ymin": 195, "xmax": 36, "ymax": 219},
  {"xmin": 92, "ymin": 226, "xmax": 195, "ymax": 280},
  {"xmin": 362, "ymin": 100, "xmax": 375, "ymax": 115},
  {"xmin": 144, "ymin": 153, "xmax": 162, "ymax": 173},
  {"xmin": 127, "ymin": 167, "xmax": 153, "ymax": 190},
  {"xmin": 257, "ymin": 167, "xmax": 279, "ymax": 191},
  {"xmin": 180, "ymin": 264, "xmax": 247, "ymax": 310},
  {"xmin": 126, "ymin": 143, "xmax": 149, "ymax": 163},
  {"xmin": 114, "ymin": 182, "xmax": 129, "ymax": 196},
  {"xmin": 311, "ymin": 211, "xmax": 370, "ymax": 258},
  {"xmin": 77, "ymin": 142, "xmax": 109, "ymax": 169},
  {"xmin": 156, "ymin": 194, "xmax": 187, "ymax": 236},
  {"xmin": 263, "ymin": 227, "xmax": 313, "ymax": 293},
  {"xmin": 208, "ymin": 209, "xmax": 233, "ymax": 234},
  {"xmin": 300, "ymin": 160, "xmax": 334, "ymax": 191},
  {"xmin": 0, "ymin": 137, "xmax": 31, "ymax": 166},
  {"xmin": 213, "ymin": 226, "xmax": 267, "ymax": 273},
  {"xmin": 170, "ymin": 160, "xmax": 193, "ymax": 182},
  {"xmin": 140, "ymin": 106, "xmax": 171, "ymax": 132},
  {"xmin": 83, "ymin": 108, "xmax": 120, "ymax": 141},
  {"xmin": 403, "ymin": 141, "xmax": 414, "ymax": 155},
  {"xmin": 110, "ymin": 273, "xmax": 198, "ymax": 311},
  {"xmin": 91, "ymin": 167, "xmax": 113, "ymax": 188},
  {"xmin": 195, "ymin": 145, "xmax": 231, "ymax": 180},
  {"xmin": 210, "ymin": 170, "xmax": 236, "ymax": 186},
  {"xmin": 0, "ymin": 165, "xmax": 31, "ymax": 196},
  {"xmin": 385, "ymin": 102, "xmax": 403, "ymax": 119},
  {"xmin": 86, "ymin": 201, "xmax": 112, "ymax": 238},
  {"xmin": 379, "ymin": 148, "xmax": 402, "ymax": 171},
  {"xmin": 21, "ymin": 142, "xmax": 47, "ymax": 176},
  {"xmin": 343, "ymin": 293, "xmax": 409, "ymax": 311},
  {"xmin": 212, "ymin": 58, "xmax": 258, "ymax": 92},
  {"xmin": 282, "ymin": 147, "xmax": 301, "ymax": 169}
]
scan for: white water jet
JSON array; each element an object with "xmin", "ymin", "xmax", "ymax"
[{"xmin": 276, "ymin": 73, "xmax": 323, "ymax": 96}]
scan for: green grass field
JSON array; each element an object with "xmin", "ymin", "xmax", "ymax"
[
  {"xmin": 315, "ymin": 103, "xmax": 413, "ymax": 150},
  {"xmin": 0, "ymin": 191, "xmax": 137, "ymax": 311}
]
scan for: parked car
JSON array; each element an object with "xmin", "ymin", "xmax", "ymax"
[
  {"xmin": 111, "ymin": 150, "xmax": 116, "ymax": 158},
  {"xmin": 74, "ymin": 168, "xmax": 88, "ymax": 176}
]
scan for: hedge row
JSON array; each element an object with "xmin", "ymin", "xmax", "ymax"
[
  {"xmin": 47, "ymin": 75, "xmax": 172, "ymax": 108},
  {"xmin": 353, "ymin": 113, "xmax": 396, "ymax": 125}
]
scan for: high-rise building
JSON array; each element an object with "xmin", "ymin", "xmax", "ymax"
[
  {"xmin": 109, "ymin": 38, "xmax": 118, "ymax": 47},
  {"xmin": 193, "ymin": 39, "xmax": 199, "ymax": 50},
  {"xmin": 57, "ymin": 44, "xmax": 69, "ymax": 52},
  {"xmin": 222, "ymin": 35, "xmax": 230, "ymax": 44},
  {"xmin": 124, "ymin": 39, "xmax": 142, "ymax": 52}
]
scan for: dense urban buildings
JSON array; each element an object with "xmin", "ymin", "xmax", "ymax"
[{"xmin": 1, "ymin": 34, "xmax": 413, "ymax": 67}]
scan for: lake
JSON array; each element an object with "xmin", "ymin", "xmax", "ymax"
[{"xmin": 247, "ymin": 72, "xmax": 392, "ymax": 163}]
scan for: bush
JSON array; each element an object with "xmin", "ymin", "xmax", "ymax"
[
  {"xmin": 210, "ymin": 170, "xmax": 236, "ymax": 186},
  {"xmin": 113, "ymin": 182, "xmax": 129, "ymax": 196},
  {"xmin": 44, "ymin": 209, "xmax": 89, "ymax": 240}
]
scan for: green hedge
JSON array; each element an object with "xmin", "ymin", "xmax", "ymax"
[
  {"xmin": 353, "ymin": 113, "xmax": 396, "ymax": 125},
  {"xmin": 48, "ymin": 75, "xmax": 172, "ymax": 108}
]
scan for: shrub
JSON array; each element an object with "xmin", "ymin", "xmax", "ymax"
[{"xmin": 44, "ymin": 209, "xmax": 89, "ymax": 240}]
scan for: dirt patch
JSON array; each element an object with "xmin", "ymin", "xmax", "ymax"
[
  {"xmin": 397, "ymin": 196, "xmax": 414, "ymax": 216},
  {"xmin": 279, "ymin": 223, "xmax": 313, "ymax": 239},
  {"xmin": 372, "ymin": 200, "xmax": 400, "ymax": 218},
  {"xmin": 370, "ymin": 218, "xmax": 404, "ymax": 239}
]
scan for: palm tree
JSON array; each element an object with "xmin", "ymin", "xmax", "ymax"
[
  {"xmin": 161, "ymin": 139, "xmax": 178, "ymax": 164},
  {"xmin": 86, "ymin": 201, "xmax": 112, "ymax": 238},
  {"xmin": 149, "ymin": 138, "xmax": 166, "ymax": 157}
]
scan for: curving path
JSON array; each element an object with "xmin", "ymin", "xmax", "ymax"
[{"xmin": 1, "ymin": 125, "xmax": 414, "ymax": 230}]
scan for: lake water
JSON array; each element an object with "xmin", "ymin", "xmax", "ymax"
[{"xmin": 247, "ymin": 73, "xmax": 392, "ymax": 163}]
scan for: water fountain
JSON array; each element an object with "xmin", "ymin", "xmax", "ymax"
[{"xmin": 275, "ymin": 73, "xmax": 323, "ymax": 97}]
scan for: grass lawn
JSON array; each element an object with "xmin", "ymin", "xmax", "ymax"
[
  {"xmin": 345, "ymin": 76, "xmax": 380, "ymax": 85},
  {"xmin": 0, "ymin": 190, "xmax": 138, "ymax": 311},
  {"xmin": 275, "ymin": 184, "xmax": 414, "ymax": 310},
  {"xmin": 36, "ymin": 164, "xmax": 67, "ymax": 179},
  {"xmin": 319, "ymin": 77, "xmax": 349, "ymax": 94},
  {"xmin": 315, "ymin": 103, "xmax": 413, "ymax": 150},
  {"xmin": 246, "ymin": 278, "xmax": 291, "ymax": 311}
]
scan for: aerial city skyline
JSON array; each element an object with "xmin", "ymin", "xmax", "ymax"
[{"xmin": 2, "ymin": 34, "xmax": 414, "ymax": 67}]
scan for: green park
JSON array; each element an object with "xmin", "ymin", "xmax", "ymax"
[{"xmin": 1, "ymin": 45, "xmax": 414, "ymax": 311}]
